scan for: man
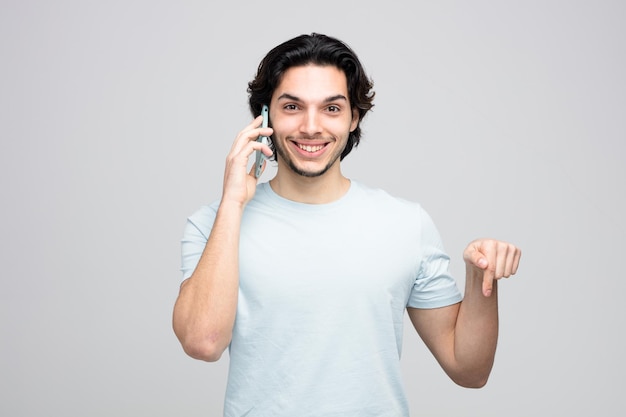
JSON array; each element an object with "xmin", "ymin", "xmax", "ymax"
[{"xmin": 173, "ymin": 33, "xmax": 521, "ymax": 416}]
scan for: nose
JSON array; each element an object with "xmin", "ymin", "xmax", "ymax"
[{"xmin": 300, "ymin": 109, "xmax": 322, "ymax": 136}]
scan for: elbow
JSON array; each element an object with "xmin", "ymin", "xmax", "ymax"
[
  {"xmin": 172, "ymin": 312, "xmax": 231, "ymax": 362},
  {"xmin": 447, "ymin": 353, "xmax": 495, "ymax": 388},
  {"xmin": 174, "ymin": 327, "xmax": 230, "ymax": 362},
  {"xmin": 182, "ymin": 341, "xmax": 226, "ymax": 362},
  {"xmin": 456, "ymin": 377, "xmax": 489, "ymax": 389},
  {"xmin": 451, "ymin": 370, "xmax": 491, "ymax": 389}
]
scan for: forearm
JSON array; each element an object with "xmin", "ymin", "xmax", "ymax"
[
  {"xmin": 173, "ymin": 201, "xmax": 243, "ymax": 361},
  {"xmin": 413, "ymin": 239, "xmax": 519, "ymax": 387},
  {"xmin": 453, "ymin": 266, "xmax": 499, "ymax": 386}
]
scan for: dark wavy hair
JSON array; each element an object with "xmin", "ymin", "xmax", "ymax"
[{"xmin": 247, "ymin": 33, "xmax": 375, "ymax": 161}]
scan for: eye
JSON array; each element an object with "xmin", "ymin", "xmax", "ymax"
[
  {"xmin": 284, "ymin": 104, "xmax": 299, "ymax": 111},
  {"xmin": 327, "ymin": 105, "xmax": 340, "ymax": 113}
]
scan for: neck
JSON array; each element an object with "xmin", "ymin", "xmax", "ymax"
[{"xmin": 269, "ymin": 164, "xmax": 350, "ymax": 204}]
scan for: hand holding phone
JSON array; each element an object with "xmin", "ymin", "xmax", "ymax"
[{"xmin": 254, "ymin": 104, "xmax": 269, "ymax": 178}]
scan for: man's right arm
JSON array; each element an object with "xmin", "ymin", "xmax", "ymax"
[
  {"xmin": 172, "ymin": 201, "xmax": 244, "ymax": 362},
  {"xmin": 172, "ymin": 116, "xmax": 273, "ymax": 362}
]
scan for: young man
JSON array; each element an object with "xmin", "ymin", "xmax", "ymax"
[{"xmin": 173, "ymin": 33, "xmax": 521, "ymax": 416}]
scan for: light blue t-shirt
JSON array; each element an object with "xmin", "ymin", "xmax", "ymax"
[{"xmin": 181, "ymin": 180, "xmax": 462, "ymax": 416}]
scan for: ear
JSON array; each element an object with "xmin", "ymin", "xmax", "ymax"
[{"xmin": 349, "ymin": 107, "xmax": 359, "ymax": 132}]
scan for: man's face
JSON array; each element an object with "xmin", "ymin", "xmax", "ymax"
[{"xmin": 269, "ymin": 65, "xmax": 358, "ymax": 178}]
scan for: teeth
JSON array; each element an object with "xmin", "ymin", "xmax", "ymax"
[{"xmin": 298, "ymin": 144, "xmax": 324, "ymax": 152}]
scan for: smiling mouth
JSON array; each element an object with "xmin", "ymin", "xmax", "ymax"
[{"xmin": 297, "ymin": 143, "xmax": 326, "ymax": 153}]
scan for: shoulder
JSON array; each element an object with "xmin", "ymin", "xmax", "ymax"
[
  {"xmin": 351, "ymin": 180, "xmax": 427, "ymax": 217},
  {"xmin": 185, "ymin": 183, "xmax": 275, "ymax": 237},
  {"xmin": 184, "ymin": 200, "xmax": 221, "ymax": 239},
  {"xmin": 351, "ymin": 182, "xmax": 445, "ymax": 242}
]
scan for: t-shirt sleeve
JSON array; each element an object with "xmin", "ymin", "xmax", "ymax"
[
  {"xmin": 180, "ymin": 204, "xmax": 218, "ymax": 280},
  {"xmin": 406, "ymin": 207, "xmax": 463, "ymax": 309}
]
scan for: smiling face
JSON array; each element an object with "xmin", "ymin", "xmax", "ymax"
[{"xmin": 269, "ymin": 65, "xmax": 359, "ymax": 178}]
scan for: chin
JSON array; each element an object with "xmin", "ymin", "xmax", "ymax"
[{"xmin": 289, "ymin": 162, "xmax": 333, "ymax": 178}]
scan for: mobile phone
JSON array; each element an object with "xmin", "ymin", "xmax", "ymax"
[{"xmin": 254, "ymin": 104, "xmax": 269, "ymax": 178}]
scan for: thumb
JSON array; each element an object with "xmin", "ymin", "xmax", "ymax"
[
  {"xmin": 465, "ymin": 245, "xmax": 493, "ymax": 297},
  {"xmin": 465, "ymin": 246, "xmax": 488, "ymax": 270}
]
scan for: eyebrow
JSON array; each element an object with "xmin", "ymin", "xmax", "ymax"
[{"xmin": 276, "ymin": 93, "xmax": 348, "ymax": 103}]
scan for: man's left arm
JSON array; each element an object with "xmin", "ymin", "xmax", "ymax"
[{"xmin": 407, "ymin": 239, "xmax": 521, "ymax": 388}]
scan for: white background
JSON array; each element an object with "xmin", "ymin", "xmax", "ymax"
[{"xmin": 1, "ymin": 0, "xmax": 624, "ymax": 415}]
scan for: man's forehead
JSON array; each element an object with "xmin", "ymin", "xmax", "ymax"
[{"xmin": 273, "ymin": 65, "xmax": 349, "ymax": 102}]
